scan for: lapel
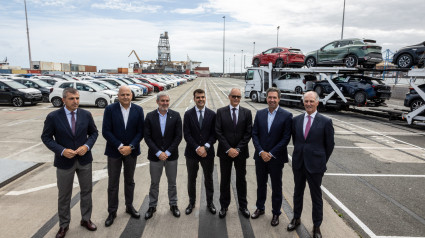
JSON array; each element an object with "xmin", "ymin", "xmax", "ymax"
[
  {"xmin": 75, "ymin": 109, "xmax": 83, "ymax": 136},
  {"xmin": 115, "ymin": 103, "xmax": 126, "ymax": 130},
  {"xmin": 60, "ymin": 107, "xmax": 73, "ymax": 136},
  {"xmin": 191, "ymin": 107, "xmax": 201, "ymax": 130},
  {"xmin": 299, "ymin": 114, "xmax": 306, "ymax": 140},
  {"xmin": 152, "ymin": 109, "xmax": 161, "ymax": 136},
  {"xmin": 305, "ymin": 113, "xmax": 320, "ymax": 141},
  {"xmin": 164, "ymin": 110, "xmax": 173, "ymax": 138}
]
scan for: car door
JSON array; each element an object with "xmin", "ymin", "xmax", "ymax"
[
  {"xmin": 287, "ymin": 73, "xmax": 301, "ymax": 92},
  {"xmin": 334, "ymin": 40, "xmax": 351, "ymax": 63},
  {"xmin": 76, "ymin": 83, "xmax": 94, "ymax": 105},
  {"xmin": 274, "ymin": 73, "xmax": 288, "ymax": 91},
  {"xmin": 261, "ymin": 48, "xmax": 274, "ymax": 65},
  {"xmin": 0, "ymin": 82, "xmax": 12, "ymax": 103},
  {"xmin": 318, "ymin": 41, "xmax": 338, "ymax": 64},
  {"xmin": 272, "ymin": 48, "xmax": 283, "ymax": 64}
]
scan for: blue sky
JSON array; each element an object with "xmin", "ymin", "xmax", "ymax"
[{"xmin": 1, "ymin": 0, "xmax": 424, "ymax": 72}]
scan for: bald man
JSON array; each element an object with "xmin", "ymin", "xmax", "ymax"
[{"xmin": 102, "ymin": 86, "xmax": 145, "ymax": 227}]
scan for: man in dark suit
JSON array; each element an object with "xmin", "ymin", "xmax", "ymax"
[
  {"xmin": 183, "ymin": 89, "xmax": 217, "ymax": 215},
  {"xmin": 102, "ymin": 86, "xmax": 144, "ymax": 227},
  {"xmin": 251, "ymin": 87, "xmax": 292, "ymax": 227},
  {"xmin": 215, "ymin": 88, "xmax": 252, "ymax": 219},
  {"xmin": 287, "ymin": 91, "xmax": 335, "ymax": 238},
  {"xmin": 41, "ymin": 88, "xmax": 98, "ymax": 238},
  {"xmin": 144, "ymin": 92, "xmax": 183, "ymax": 220}
]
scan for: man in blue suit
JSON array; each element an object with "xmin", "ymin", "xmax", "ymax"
[
  {"xmin": 251, "ymin": 87, "xmax": 292, "ymax": 227},
  {"xmin": 102, "ymin": 86, "xmax": 144, "ymax": 227},
  {"xmin": 183, "ymin": 89, "xmax": 217, "ymax": 215},
  {"xmin": 287, "ymin": 91, "xmax": 334, "ymax": 238},
  {"xmin": 41, "ymin": 88, "xmax": 98, "ymax": 238}
]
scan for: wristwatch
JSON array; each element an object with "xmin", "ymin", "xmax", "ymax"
[{"xmin": 129, "ymin": 144, "xmax": 135, "ymax": 150}]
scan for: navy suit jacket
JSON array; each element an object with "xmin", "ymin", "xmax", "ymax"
[
  {"xmin": 144, "ymin": 109, "xmax": 182, "ymax": 161},
  {"xmin": 41, "ymin": 107, "xmax": 98, "ymax": 169},
  {"xmin": 102, "ymin": 102, "xmax": 144, "ymax": 158},
  {"xmin": 215, "ymin": 106, "xmax": 252, "ymax": 159},
  {"xmin": 183, "ymin": 107, "xmax": 216, "ymax": 160},
  {"xmin": 291, "ymin": 112, "xmax": 335, "ymax": 174},
  {"xmin": 252, "ymin": 107, "xmax": 292, "ymax": 163}
]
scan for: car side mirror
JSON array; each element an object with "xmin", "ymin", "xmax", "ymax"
[
  {"xmin": 89, "ymin": 88, "xmax": 94, "ymax": 92},
  {"xmin": 262, "ymin": 52, "xmax": 265, "ymax": 55}
]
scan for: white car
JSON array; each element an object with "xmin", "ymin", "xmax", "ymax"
[
  {"xmin": 97, "ymin": 78, "xmax": 143, "ymax": 99},
  {"xmin": 49, "ymin": 81, "xmax": 118, "ymax": 108},
  {"xmin": 273, "ymin": 73, "xmax": 317, "ymax": 94}
]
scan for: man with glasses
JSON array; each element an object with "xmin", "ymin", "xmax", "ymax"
[{"xmin": 215, "ymin": 88, "xmax": 252, "ymax": 218}]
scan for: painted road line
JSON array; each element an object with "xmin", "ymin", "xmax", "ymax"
[
  {"xmin": 325, "ymin": 173, "xmax": 425, "ymax": 178},
  {"xmin": 4, "ymin": 142, "xmax": 43, "ymax": 159}
]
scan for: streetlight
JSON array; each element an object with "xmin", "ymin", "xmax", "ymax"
[
  {"xmin": 24, "ymin": 0, "xmax": 32, "ymax": 69},
  {"xmin": 341, "ymin": 0, "xmax": 346, "ymax": 39},
  {"xmin": 222, "ymin": 16, "xmax": 226, "ymax": 77},
  {"xmin": 229, "ymin": 57, "xmax": 231, "ymax": 75},
  {"xmin": 277, "ymin": 26, "xmax": 280, "ymax": 47},
  {"xmin": 253, "ymin": 42, "xmax": 255, "ymax": 61},
  {"xmin": 234, "ymin": 54, "xmax": 235, "ymax": 73},
  {"xmin": 241, "ymin": 50, "xmax": 243, "ymax": 73}
]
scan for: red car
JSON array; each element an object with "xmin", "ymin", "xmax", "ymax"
[
  {"xmin": 252, "ymin": 47, "xmax": 305, "ymax": 68},
  {"xmin": 137, "ymin": 77, "xmax": 164, "ymax": 92}
]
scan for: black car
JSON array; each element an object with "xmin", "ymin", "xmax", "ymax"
[
  {"xmin": 313, "ymin": 75, "xmax": 391, "ymax": 105},
  {"xmin": 404, "ymin": 84, "xmax": 425, "ymax": 112},
  {"xmin": 12, "ymin": 78, "xmax": 53, "ymax": 102},
  {"xmin": 0, "ymin": 79, "xmax": 43, "ymax": 107},
  {"xmin": 392, "ymin": 41, "xmax": 425, "ymax": 68}
]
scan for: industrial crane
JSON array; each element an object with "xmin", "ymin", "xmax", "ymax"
[{"xmin": 128, "ymin": 50, "xmax": 156, "ymax": 68}]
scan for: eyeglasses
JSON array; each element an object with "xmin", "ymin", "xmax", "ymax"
[{"xmin": 231, "ymin": 95, "xmax": 241, "ymax": 99}]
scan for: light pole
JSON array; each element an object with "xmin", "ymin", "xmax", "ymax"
[
  {"xmin": 253, "ymin": 42, "xmax": 255, "ymax": 59},
  {"xmin": 229, "ymin": 57, "xmax": 231, "ymax": 75},
  {"xmin": 277, "ymin": 26, "xmax": 280, "ymax": 47},
  {"xmin": 341, "ymin": 0, "xmax": 346, "ymax": 39},
  {"xmin": 222, "ymin": 16, "xmax": 226, "ymax": 77},
  {"xmin": 233, "ymin": 54, "xmax": 235, "ymax": 73},
  {"xmin": 241, "ymin": 50, "xmax": 243, "ymax": 73},
  {"xmin": 24, "ymin": 0, "xmax": 32, "ymax": 69}
]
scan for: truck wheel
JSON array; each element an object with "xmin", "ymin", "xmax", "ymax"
[
  {"xmin": 354, "ymin": 91, "xmax": 367, "ymax": 105},
  {"xmin": 51, "ymin": 97, "xmax": 63, "ymax": 107},
  {"xmin": 12, "ymin": 97, "xmax": 24, "ymax": 107},
  {"xmin": 410, "ymin": 99, "xmax": 424, "ymax": 111},
  {"xmin": 250, "ymin": 92, "xmax": 258, "ymax": 102}
]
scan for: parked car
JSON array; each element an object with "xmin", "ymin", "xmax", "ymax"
[
  {"xmin": 137, "ymin": 77, "xmax": 164, "ymax": 92},
  {"xmin": 252, "ymin": 47, "xmax": 305, "ymax": 68},
  {"xmin": 305, "ymin": 38, "xmax": 383, "ymax": 68},
  {"xmin": 12, "ymin": 78, "xmax": 52, "ymax": 102},
  {"xmin": 123, "ymin": 77, "xmax": 154, "ymax": 94},
  {"xmin": 313, "ymin": 75, "xmax": 391, "ymax": 105},
  {"xmin": 33, "ymin": 76, "xmax": 66, "ymax": 86},
  {"xmin": 0, "ymin": 79, "xmax": 42, "ymax": 107},
  {"xmin": 392, "ymin": 41, "xmax": 425, "ymax": 68},
  {"xmin": 49, "ymin": 81, "xmax": 117, "ymax": 108},
  {"xmin": 90, "ymin": 80, "xmax": 119, "ymax": 92},
  {"xmin": 273, "ymin": 73, "xmax": 317, "ymax": 94},
  {"xmin": 404, "ymin": 83, "xmax": 425, "ymax": 112},
  {"xmin": 97, "ymin": 78, "xmax": 143, "ymax": 99}
]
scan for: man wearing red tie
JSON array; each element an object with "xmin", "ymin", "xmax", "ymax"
[{"xmin": 287, "ymin": 91, "xmax": 335, "ymax": 238}]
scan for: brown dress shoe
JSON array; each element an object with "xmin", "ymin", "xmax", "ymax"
[
  {"xmin": 56, "ymin": 226, "xmax": 68, "ymax": 238},
  {"xmin": 271, "ymin": 214, "xmax": 279, "ymax": 226},
  {"xmin": 251, "ymin": 209, "xmax": 265, "ymax": 219},
  {"xmin": 80, "ymin": 220, "xmax": 97, "ymax": 231}
]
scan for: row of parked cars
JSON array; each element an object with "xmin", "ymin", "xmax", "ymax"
[
  {"xmin": 253, "ymin": 39, "xmax": 425, "ymax": 69},
  {"xmin": 0, "ymin": 73, "xmax": 197, "ymax": 107}
]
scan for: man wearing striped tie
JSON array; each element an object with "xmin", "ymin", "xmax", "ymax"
[{"xmin": 287, "ymin": 91, "xmax": 335, "ymax": 238}]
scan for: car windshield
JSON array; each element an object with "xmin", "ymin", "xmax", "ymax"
[
  {"xmin": 98, "ymin": 81, "xmax": 117, "ymax": 89},
  {"xmin": 118, "ymin": 78, "xmax": 133, "ymax": 84},
  {"xmin": 85, "ymin": 82, "xmax": 105, "ymax": 91},
  {"xmin": 32, "ymin": 80, "xmax": 51, "ymax": 87},
  {"xmin": 289, "ymin": 49, "xmax": 302, "ymax": 54},
  {"xmin": 3, "ymin": 81, "xmax": 28, "ymax": 89}
]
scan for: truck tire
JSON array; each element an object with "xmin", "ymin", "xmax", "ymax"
[{"xmin": 250, "ymin": 91, "xmax": 258, "ymax": 102}]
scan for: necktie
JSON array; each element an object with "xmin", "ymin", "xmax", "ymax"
[
  {"xmin": 71, "ymin": 111, "xmax": 76, "ymax": 136},
  {"xmin": 304, "ymin": 115, "xmax": 311, "ymax": 139},
  {"xmin": 232, "ymin": 108, "xmax": 237, "ymax": 128},
  {"xmin": 199, "ymin": 110, "xmax": 203, "ymax": 128}
]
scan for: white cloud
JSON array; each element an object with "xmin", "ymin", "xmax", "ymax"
[
  {"xmin": 172, "ymin": 5, "xmax": 207, "ymax": 14},
  {"xmin": 27, "ymin": 0, "xmax": 72, "ymax": 7},
  {"xmin": 91, "ymin": 0, "xmax": 162, "ymax": 13}
]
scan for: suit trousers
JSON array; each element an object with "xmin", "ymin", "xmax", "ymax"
[
  {"xmin": 56, "ymin": 161, "xmax": 92, "ymax": 228},
  {"xmin": 107, "ymin": 155, "xmax": 137, "ymax": 213},
  {"xmin": 148, "ymin": 160, "xmax": 178, "ymax": 207},
  {"xmin": 219, "ymin": 156, "xmax": 248, "ymax": 209},
  {"xmin": 186, "ymin": 157, "xmax": 214, "ymax": 205},
  {"xmin": 292, "ymin": 164, "xmax": 324, "ymax": 227},
  {"xmin": 255, "ymin": 158, "xmax": 284, "ymax": 215}
]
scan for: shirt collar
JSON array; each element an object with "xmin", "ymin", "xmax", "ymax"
[
  {"xmin": 157, "ymin": 109, "xmax": 168, "ymax": 116},
  {"xmin": 229, "ymin": 104, "xmax": 240, "ymax": 110},
  {"xmin": 120, "ymin": 103, "xmax": 131, "ymax": 111},
  {"xmin": 64, "ymin": 106, "xmax": 77, "ymax": 115},
  {"xmin": 268, "ymin": 107, "xmax": 279, "ymax": 115},
  {"xmin": 305, "ymin": 110, "xmax": 318, "ymax": 118},
  {"xmin": 195, "ymin": 106, "xmax": 205, "ymax": 112}
]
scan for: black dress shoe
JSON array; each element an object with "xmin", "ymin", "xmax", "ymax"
[
  {"xmin": 145, "ymin": 207, "xmax": 156, "ymax": 220},
  {"xmin": 170, "ymin": 205, "xmax": 180, "ymax": 217},
  {"xmin": 126, "ymin": 205, "xmax": 141, "ymax": 218},
  {"xmin": 80, "ymin": 220, "xmax": 97, "ymax": 231},
  {"xmin": 251, "ymin": 209, "xmax": 265, "ymax": 219},
  {"xmin": 239, "ymin": 207, "xmax": 250, "ymax": 218},
  {"xmin": 185, "ymin": 204, "xmax": 194, "ymax": 215},
  {"xmin": 56, "ymin": 226, "xmax": 68, "ymax": 238},
  {"xmin": 207, "ymin": 203, "xmax": 216, "ymax": 214},
  {"xmin": 313, "ymin": 226, "xmax": 322, "ymax": 238},
  {"xmin": 287, "ymin": 218, "xmax": 301, "ymax": 231},
  {"xmin": 105, "ymin": 212, "xmax": 117, "ymax": 227},
  {"xmin": 218, "ymin": 207, "xmax": 228, "ymax": 218},
  {"xmin": 271, "ymin": 214, "xmax": 279, "ymax": 226}
]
